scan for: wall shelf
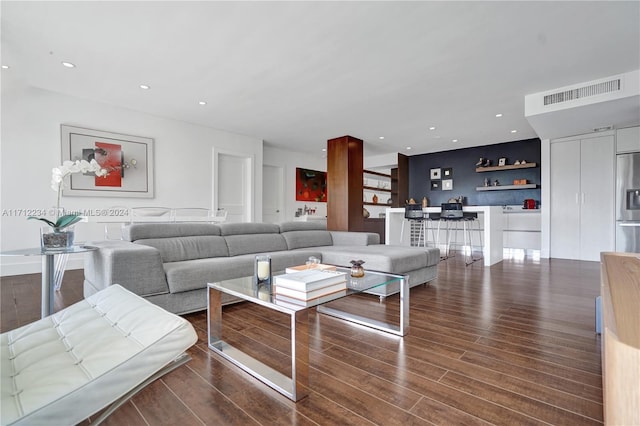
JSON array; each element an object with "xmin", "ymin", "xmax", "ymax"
[
  {"xmin": 363, "ymin": 185, "xmax": 391, "ymax": 193},
  {"xmin": 475, "ymin": 163, "xmax": 537, "ymax": 173},
  {"xmin": 476, "ymin": 184, "xmax": 537, "ymax": 191},
  {"xmin": 363, "ymin": 169, "xmax": 391, "ymax": 178},
  {"xmin": 364, "ymin": 201, "xmax": 393, "ymax": 206}
]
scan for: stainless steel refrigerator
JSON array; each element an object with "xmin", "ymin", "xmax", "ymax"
[{"xmin": 616, "ymin": 152, "xmax": 640, "ymax": 252}]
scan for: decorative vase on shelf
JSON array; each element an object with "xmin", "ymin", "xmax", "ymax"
[{"xmin": 372, "ymin": 194, "xmax": 378, "ymax": 204}]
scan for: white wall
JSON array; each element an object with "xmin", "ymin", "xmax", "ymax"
[
  {"xmin": 1, "ymin": 81, "xmax": 263, "ymax": 275},
  {"xmin": 263, "ymin": 146, "xmax": 327, "ymax": 221}
]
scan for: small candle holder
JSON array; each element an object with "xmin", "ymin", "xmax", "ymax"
[{"xmin": 255, "ymin": 255, "xmax": 272, "ymax": 286}]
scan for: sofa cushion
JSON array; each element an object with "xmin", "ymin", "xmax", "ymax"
[
  {"xmin": 124, "ymin": 223, "xmax": 221, "ymax": 241},
  {"xmin": 218, "ymin": 222, "xmax": 280, "ymax": 236},
  {"xmin": 224, "ymin": 234, "xmax": 288, "ymax": 257},
  {"xmin": 317, "ymin": 245, "xmax": 437, "ymax": 275},
  {"xmin": 278, "ymin": 221, "xmax": 326, "ymax": 232},
  {"xmin": 163, "ymin": 250, "xmax": 325, "ymax": 294},
  {"xmin": 164, "ymin": 257, "xmax": 255, "ymax": 293},
  {"xmin": 134, "ymin": 236, "xmax": 229, "ymax": 263},
  {"xmin": 281, "ymin": 230, "xmax": 333, "ymax": 250}
]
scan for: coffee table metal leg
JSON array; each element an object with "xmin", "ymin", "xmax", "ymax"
[
  {"xmin": 292, "ymin": 309, "xmax": 309, "ymax": 401},
  {"xmin": 208, "ymin": 287, "xmax": 223, "ymax": 349},
  {"xmin": 207, "ymin": 286, "xmax": 309, "ymax": 401},
  {"xmin": 317, "ymin": 275, "xmax": 409, "ymax": 336}
]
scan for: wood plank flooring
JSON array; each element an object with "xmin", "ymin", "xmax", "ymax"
[{"xmin": 0, "ymin": 255, "xmax": 603, "ymax": 425}]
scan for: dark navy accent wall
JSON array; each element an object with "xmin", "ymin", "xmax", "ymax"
[{"xmin": 408, "ymin": 138, "xmax": 541, "ymax": 206}]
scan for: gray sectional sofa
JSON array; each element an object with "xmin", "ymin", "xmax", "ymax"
[{"xmin": 84, "ymin": 221, "xmax": 440, "ymax": 314}]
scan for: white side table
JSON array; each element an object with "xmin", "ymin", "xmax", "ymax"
[{"xmin": 0, "ymin": 245, "xmax": 97, "ymax": 318}]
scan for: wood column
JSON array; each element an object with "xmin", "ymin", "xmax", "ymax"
[{"xmin": 327, "ymin": 135, "xmax": 363, "ymax": 232}]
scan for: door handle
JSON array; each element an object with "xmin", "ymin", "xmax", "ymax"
[{"xmin": 619, "ymin": 223, "xmax": 640, "ymax": 227}]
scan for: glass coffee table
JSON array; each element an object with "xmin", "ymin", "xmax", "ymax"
[{"xmin": 207, "ymin": 267, "xmax": 408, "ymax": 401}]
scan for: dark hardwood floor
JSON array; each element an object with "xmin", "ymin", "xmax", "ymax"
[{"xmin": 0, "ymin": 255, "xmax": 603, "ymax": 425}]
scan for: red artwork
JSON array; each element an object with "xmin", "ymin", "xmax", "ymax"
[
  {"xmin": 94, "ymin": 142, "xmax": 122, "ymax": 187},
  {"xmin": 296, "ymin": 168, "xmax": 327, "ymax": 202}
]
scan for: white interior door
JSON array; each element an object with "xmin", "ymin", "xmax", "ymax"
[
  {"xmin": 263, "ymin": 165, "xmax": 284, "ymax": 223},
  {"xmin": 213, "ymin": 150, "xmax": 253, "ymax": 223},
  {"xmin": 550, "ymin": 139, "xmax": 581, "ymax": 259},
  {"xmin": 580, "ymin": 135, "xmax": 615, "ymax": 261}
]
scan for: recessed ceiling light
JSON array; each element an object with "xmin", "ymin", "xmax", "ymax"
[
  {"xmin": 452, "ymin": 139, "xmax": 458, "ymax": 143},
  {"xmin": 321, "ymin": 148, "xmax": 327, "ymax": 152},
  {"xmin": 511, "ymin": 130, "xmax": 517, "ymax": 133},
  {"xmin": 198, "ymin": 101, "xmax": 207, "ymax": 106},
  {"xmin": 495, "ymin": 113, "xmax": 503, "ymax": 118},
  {"xmin": 61, "ymin": 61, "xmax": 75, "ymax": 68},
  {"xmin": 379, "ymin": 136, "xmax": 385, "ymax": 140},
  {"xmin": 139, "ymin": 84, "xmax": 150, "ymax": 90},
  {"xmin": 1, "ymin": 65, "xmax": 9, "ymax": 69},
  {"xmin": 406, "ymin": 146, "xmax": 412, "ymax": 150},
  {"xmin": 429, "ymin": 126, "xmax": 436, "ymax": 131}
]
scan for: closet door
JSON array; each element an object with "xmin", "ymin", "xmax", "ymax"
[
  {"xmin": 579, "ymin": 135, "xmax": 615, "ymax": 261},
  {"xmin": 550, "ymin": 139, "xmax": 581, "ymax": 259}
]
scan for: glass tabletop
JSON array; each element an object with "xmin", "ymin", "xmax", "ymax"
[
  {"xmin": 0, "ymin": 245, "xmax": 99, "ymax": 256},
  {"xmin": 208, "ymin": 267, "xmax": 403, "ymax": 312}
]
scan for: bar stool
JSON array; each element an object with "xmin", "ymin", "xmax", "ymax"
[
  {"xmin": 401, "ymin": 204, "xmax": 427, "ymax": 247},
  {"xmin": 424, "ymin": 212, "xmax": 442, "ymax": 250},
  {"xmin": 461, "ymin": 212, "xmax": 483, "ymax": 265},
  {"xmin": 436, "ymin": 203, "xmax": 483, "ymax": 265}
]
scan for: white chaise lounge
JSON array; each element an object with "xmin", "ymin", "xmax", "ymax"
[{"xmin": 1, "ymin": 284, "xmax": 198, "ymax": 426}]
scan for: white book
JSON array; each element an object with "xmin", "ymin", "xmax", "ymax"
[
  {"xmin": 274, "ymin": 269, "xmax": 347, "ymax": 292},
  {"xmin": 275, "ymin": 281, "xmax": 347, "ymax": 301}
]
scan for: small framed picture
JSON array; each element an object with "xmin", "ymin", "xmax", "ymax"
[
  {"xmin": 498, "ymin": 157, "xmax": 507, "ymax": 166},
  {"xmin": 443, "ymin": 167, "xmax": 453, "ymax": 178},
  {"xmin": 430, "ymin": 168, "xmax": 441, "ymax": 179},
  {"xmin": 430, "ymin": 180, "xmax": 441, "ymax": 190},
  {"xmin": 442, "ymin": 179, "xmax": 453, "ymax": 191}
]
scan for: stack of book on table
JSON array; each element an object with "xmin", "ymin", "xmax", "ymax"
[{"xmin": 274, "ymin": 269, "xmax": 347, "ymax": 305}]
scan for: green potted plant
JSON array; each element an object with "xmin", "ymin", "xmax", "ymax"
[{"xmin": 29, "ymin": 159, "xmax": 107, "ymax": 250}]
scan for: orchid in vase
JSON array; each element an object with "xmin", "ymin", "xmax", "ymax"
[{"xmin": 29, "ymin": 160, "xmax": 107, "ymax": 247}]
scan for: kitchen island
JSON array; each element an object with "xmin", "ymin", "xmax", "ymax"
[{"xmin": 384, "ymin": 206, "xmax": 504, "ymax": 266}]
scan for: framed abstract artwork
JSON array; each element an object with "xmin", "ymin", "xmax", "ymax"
[
  {"xmin": 60, "ymin": 125, "xmax": 154, "ymax": 198},
  {"xmin": 296, "ymin": 167, "xmax": 327, "ymax": 202}
]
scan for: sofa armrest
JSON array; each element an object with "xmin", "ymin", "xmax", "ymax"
[
  {"xmin": 330, "ymin": 231, "xmax": 380, "ymax": 246},
  {"xmin": 84, "ymin": 240, "xmax": 169, "ymax": 296}
]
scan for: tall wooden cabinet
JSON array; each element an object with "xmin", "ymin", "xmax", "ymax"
[{"xmin": 550, "ymin": 134, "xmax": 615, "ymax": 261}]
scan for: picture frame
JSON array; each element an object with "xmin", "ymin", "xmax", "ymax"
[
  {"xmin": 430, "ymin": 180, "xmax": 441, "ymax": 190},
  {"xmin": 443, "ymin": 167, "xmax": 453, "ymax": 178},
  {"xmin": 61, "ymin": 125, "xmax": 154, "ymax": 198},
  {"xmin": 430, "ymin": 168, "xmax": 441, "ymax": 179},
  {"xmin": 442, "ymin": 179, "xmax": 453, "ymax": 191},
  {"xmin": 296, "ymin": 167, "xmax": 327, "ymax": 202},
  {"xmin": 498, "ymin": 157, "xmax": 507, "ymax": 166}
]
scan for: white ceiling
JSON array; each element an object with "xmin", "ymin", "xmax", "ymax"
[{"xmin": 2, "ymin": 1, "xmax": 639, "ymax": 157}]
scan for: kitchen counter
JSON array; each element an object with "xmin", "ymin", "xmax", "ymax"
[{"xmin": 385, "ymin": 206, "xmax": 504, "ymax": 266}]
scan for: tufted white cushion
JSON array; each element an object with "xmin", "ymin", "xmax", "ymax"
[{"xmin": 0, "ymin": 284, "xmax": 197, "ymax": 426}]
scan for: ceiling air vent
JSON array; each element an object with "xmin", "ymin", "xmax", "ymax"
[{"xmin": 544, "ymin": 79, "xmax": 621, "ymax": 105}]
